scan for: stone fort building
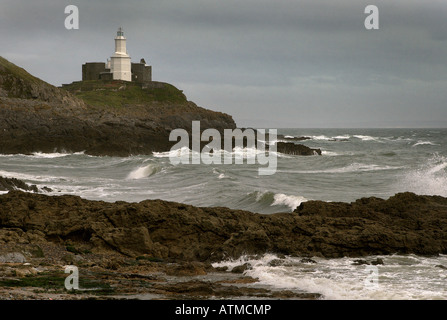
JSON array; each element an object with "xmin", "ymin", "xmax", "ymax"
[{"xmin": 82, "ymin": 28, "xmax": 152, "ymax": 83}]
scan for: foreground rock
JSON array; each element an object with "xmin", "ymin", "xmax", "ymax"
[
  {"xmin": 1, "ymin": 191, "xmax": 447, "ymax": 300},
  {"xmin": 1, "ymin": 191, "xmax": 447, "ymax": 262},
  {"xmin": 0, "ymin": 240, "xmax": 320, "ymax": 300}
]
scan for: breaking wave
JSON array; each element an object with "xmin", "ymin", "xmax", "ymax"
[
  {"xmin": 309, "ymin": 135, "xmax": 351, "ymax": 141},
  {"xmin": 278, "ymin": 163, "xmax": 403, "ymax": 174},
  {"xmin": 412, "ymin": 141, "xmax": 438, "ymax": 147},
  {"xmin": 353, "ymin": 135, "xmax": 381, "ymax": 142},
  {"xmin": 0, "ymin": 152, "xmax": 86, "ymax": 158},
  {"xmin": 272, "ymin": 193, "xmax": 308, "ymax": 210},
  {"xmin": 30, "ymin": 151, "xmax": 86, "ymax": 158},
  {"xmin": 399, "ymin": 154, "xmax": 447, "ymax": 197},
  {"xmin": 126, "ymin": 163, "xmax": 162, "ymax": 179},
  {"xmin": 321, "ymin": 150, "xmax": 340, "ymax": 156},
  {"xmin": 237, "ymin": 191, "xmax": 308, "ymax": 212},
  {"xmin": 212, "ymin": 253, "xmax": 447, "ymax": 300},
  {"xmin": 152, "ymin": 147, "xmax": 192, "ymax": 158},
  {"xmin": 153, "ymin": 147, "xmax": 281, "ymax": 161}
]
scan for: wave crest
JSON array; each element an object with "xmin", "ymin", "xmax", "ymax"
[
  {"xmin": 126, "ymin": 164, "xmax": 162, "ymax": 179},
  {"xmin": 413, "ymin": 141, "xmax": 438, "ymax": 147},
  {"xmin": 248, "ymin": 191, "xmax": 308, "ymax": 211}
]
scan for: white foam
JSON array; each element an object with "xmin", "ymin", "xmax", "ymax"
[
  {"xmin": 413, "ymin": 140, "xmax": 438, "ymax": 147},
  {"xmin": 311, "ymin": 135, "xmax": 330, "ymax": 140},
  {"xmin": 0, "ymin": 152, "xmax": 86, "ymax": 158},
  {"xmin": 152, "ymin": 147, "xmax": 191, "ymax": 158},
  {"xmin": 309, "ymin": 135, "xmax": 350, "ymax": 141},
  {"xmin": 321, "ymin": 151, "xmax": 339, "ymax": 156},
  {"xmin": 232, "ymin": 146, "xmax": 261, "ymax": 157},
  {"xmin": 331, "ymin": 163, "xmax": 400, "ymax": 173},
  {"xmin": 353, "ymin": 135, "xmax": 379, "ymax": 141},
  {"xmin": 212, "ymin": 168, "xmax": 227, "ymax": 179},
  {"xmin": 277, "ymin": 163, "xmax": 403, "ymax": 174},
  {"xmin": 399, "ymin": 155, "xmax": 447, "ymax": 197},
  {"xmin": 333, "ymin": 135, "xmax": 350, "ymax": 140},
  {"xmin": 0, "ymin": 154, "xmax": 19, "ymax": 157},
  {"xmin": 0, "ymin": 170, "xmax": 71, "ymax": 183},
  {"xmin": 31, "ymin": 151, "xmax": 85, "ymax": 158},
  {"xmin": 272, "ymin": 193, "xmax": 307, "ymax": 210},
  {"xmin": 153, "ymin": 146, "xmax": 275, "ymax": 161},
  {"xmin": 126, "ymin": 164, "xmax": 162, "ymax": 179},
  {"xmin": 214, "ymin": 254, "xmax": 447, "ymax": 300}
]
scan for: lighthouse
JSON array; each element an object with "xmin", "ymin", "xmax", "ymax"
[
  {"xmin": 81, "ymin": 28, "xmax": 152, "ymax": 83},
  {"xmin": 109, "ymin": 27, "xmax": 132, "ymax": 81}
]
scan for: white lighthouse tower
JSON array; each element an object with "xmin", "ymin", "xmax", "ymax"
[{"xmin": 109, "ymin": 27, "xmax": 132, "ymax": 81}]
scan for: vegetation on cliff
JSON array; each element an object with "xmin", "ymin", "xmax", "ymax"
[{"xmin": 62, "ymin": 80, "xmax": 188, "ymax": 107}]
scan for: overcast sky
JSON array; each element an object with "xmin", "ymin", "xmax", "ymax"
[{"xmin": 2, "ymin": 0, "xmax": 446, "ymax": 128}]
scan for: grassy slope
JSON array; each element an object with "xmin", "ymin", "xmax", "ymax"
[
  {"xmin": 62, "ymin": 80, "xmax": 188, "ymax": 108},
  {"xmin": 0, "ymin": 56, "xmax": 42, "ymax": 84}
]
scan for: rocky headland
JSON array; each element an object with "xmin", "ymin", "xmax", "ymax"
[{"xmin": 0, "ymin": 57, "xmax": 237, "ymax": 156}]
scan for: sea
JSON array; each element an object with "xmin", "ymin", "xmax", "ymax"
[{"xmin": 1, "ymin": 128, "xmax": 446, "ymax": 300}]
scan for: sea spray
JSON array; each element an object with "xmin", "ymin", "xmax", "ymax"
[
  {"xmin": 272, "ymin": 193, "xmax": 307, "ymax": 210},
  {"xmin": 399, "ymin": 154, "xmax": 447, "ymax": 197},
  {"xmin": 126, "ymin": 163, "xmax": 162, "ymax": 179}
]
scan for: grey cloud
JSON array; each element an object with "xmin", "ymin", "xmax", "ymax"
[{"xmin": 2, "ymin": 0, "xmax": 447, "ymax": 127}]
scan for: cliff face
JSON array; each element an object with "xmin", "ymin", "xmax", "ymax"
[{"xmin": 0, "ymin": 57, "xmax": 236, "ymax": 156}]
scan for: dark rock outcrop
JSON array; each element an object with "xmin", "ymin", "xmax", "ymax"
[
  {"xmin": 276, "ymin": 142, "xmax": 322, "ymax": 156},
  {"xmin": 0, "ymin": 176, "xmax": 38, "ymax": 192},
  {"xmin": 1, "ymin": 191, "xmax": 447, "ymax": 262}
]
